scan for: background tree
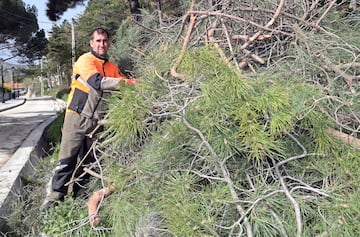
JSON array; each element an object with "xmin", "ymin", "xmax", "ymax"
[
  {"xmin": 46, "ymin": 22, "xmax": 73, "ymax": 85},
  {"xmin": 45, "ymin": 0, "xmax": 86, "ymax": 21},
  {"xmin": 75, "ymin": 0, "xmax": 129, "ymax": 54},
  {"xmin": 17, "ymin": 29, "xmax": 48, "ymax": 64},
  {"xmin": 0, "ymin": 0, "xmax": 38, "ymax": 43},
  {"xmin": 0, "ymin": 0, "xmax": 47, "ymax": 62},
  {"xmin": 128, "ymin": 0, "xmax": 141, "ymax": 20}
]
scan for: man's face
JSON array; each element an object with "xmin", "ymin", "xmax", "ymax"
[{"xmin": 90, "ymin": 31, "xmax": 110, "ymax": 56}]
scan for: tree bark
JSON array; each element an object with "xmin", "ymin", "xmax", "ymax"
[{"xmin": 128, "ymin": 0, "xmax": 141, "ymax": 20}]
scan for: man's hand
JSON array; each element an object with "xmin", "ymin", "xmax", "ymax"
[{"xmin": 126, "ymin": 78, "xmax": 137, "ymax": 85}]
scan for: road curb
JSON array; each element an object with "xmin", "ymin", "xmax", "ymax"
[
  {"xmin": 0, "ymin": 114, "xmax": 58, "ymax": 231},
  {"xmin": 0, "ymin": 98, "xmax": 26, "ymax": 112}
]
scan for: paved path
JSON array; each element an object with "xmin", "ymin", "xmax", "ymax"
[
  {"xmin": 0, "ymin": 97, "xmax": 64, "ymax": 168},
  {"xmin": 0, "ymin": 96, "xmax": 66, "ymax": 229}
]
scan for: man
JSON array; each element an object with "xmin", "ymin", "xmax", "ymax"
[{"xmin": 41, "ymin": 27, "xmax": 136, "ymax": 209}]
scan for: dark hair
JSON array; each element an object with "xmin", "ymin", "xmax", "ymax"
[{"xmin": 90, "ymin": 27, "xmax": 109, "ymax": 39}]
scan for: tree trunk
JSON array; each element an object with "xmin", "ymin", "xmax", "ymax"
[{"xmin": 128, "ymin": 0, "xmax": 141, "ymax": 20}]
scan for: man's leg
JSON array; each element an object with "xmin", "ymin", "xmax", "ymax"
[
  {"xmin": 41, "ymin": 113, "xmax": 94, "ymax": 209},
  {"xmin": 72, "ymin": 135, "xmax": 96, "ymax": 197}
]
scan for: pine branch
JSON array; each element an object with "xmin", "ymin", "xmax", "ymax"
[{"xmin": 181, "ymin": 110, "xmax": 254, "ymax": 237}]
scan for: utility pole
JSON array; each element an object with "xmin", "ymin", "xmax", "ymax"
[
  {"xmin": 71, "ymin": 18, "xmax": 76, "ymax": 67},
  {"xmin": 0, "ymin": 58, "xmax": 4, "ymax": 103},
  {"xmin": 10, "ymin": 67, "xmax": 14, "ymax": 99},
  {"xmin": 40, "ymin": 56, "xmax": 44, "ymax": 97}
]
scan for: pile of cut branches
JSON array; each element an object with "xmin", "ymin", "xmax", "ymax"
[{"xmin": 34, "ymin": 1, "xmax": 360, "ymax": 236}]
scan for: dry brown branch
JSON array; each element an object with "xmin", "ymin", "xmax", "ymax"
[
  {"xmin": 244, "ymin": 49, "xmax": 265, "ymax": 65},
  {"xmin": 315, "ymin": 0, "xmax": 337, "ymax": 27},
  {"xmin": 239, "ymin": 6, "xmax": 341, "ymax": 39},
  {"xmin": 207, "ymin": 20, "xmax": 242, "ymax": 74},
  {"xmin": 170, "ymin": 0, "xmax": 196, "ymax": 81},
  {"xmin": 325, "ymin": 127, "xmax": 360, "ymax": 148},
  {"xmin": 83, "ymin": 167, "xmax": 110, "ymax": 182},
  {"xmin": 87, "ymin": 184, "xmax": 116, "ymax": 227},
  {"xmin": 221, "ymin": 20, "xmax": 242, "ymax": 71},
  {"xmin": 219, "ymin": 18, "xmax": 266, "ymax": 69},
  {"xmin": 238, "ymin": 60, "xmax": 248, "ymax": 69},
  {"xmin": 339, "ymin": 62, "xmax": 360, "ymax": 69},
  {"xmin": 240, "ymin": 0, "xmax": 285, "ymax": 50},
  {"xmin": 231, "ymin": 34, "xmax": 272, "ymax": 41},
  {"xmin": 188, "ymin": 10, "xmax": 292, "ymax": 37}
]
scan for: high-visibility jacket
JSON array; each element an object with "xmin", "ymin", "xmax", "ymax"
[{"xmin": 66, "ymin": 50, "xmax": 127, "ymax": 120}]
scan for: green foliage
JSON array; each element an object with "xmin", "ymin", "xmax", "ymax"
[
  {"xmin": 40, "ymin": 199, "xmax": 87, "ymax": 234},
  {"xmin": 175, "ymin": 47, "xmax": 333, "ymax": 162},
  {"xmin": 4, "ymin": 145, "xmax": 58, "ymax": 236},
  {"xmin": 47, "ymin": 22, "xmax": 73, "ymax": 70},
  {"xmin": 112, "ymin": 14, "xmax": 180, "ymax": 76},
  {"xmin": 110, "ymin": 200, "xmax": 154, "ymax": 236},
  {"xmin": 9, "ymin": 41, "xmax": 359, "ymax": 236},
  {"xmin": 101, "ymin": 43, "xmax": 360, "ymax": 236},
  {"xmin": 156, "ymin": 173, "xmax": 218, "ymax": 236},
  {"xmin": 39, "ymin": 198, "xmax": 112, "ymax": 236},
  {"xmin": 55, "ymin": 85, "xmax": 70, "ymax": 100},
  {"xmin": 46, "ymin": 111, "xmax": 65, "ymax": 145},
  {"xmin": 299, "ymin": 147, "xmax": 360, "ymax": 236},
  {"xmin": 139, "ymin": 0, "xmax": 184, "ymax": 17},
  {"xmin": 179, "ymin": 45, "xmax": 245, "ymax": 83},
  {"xmin": 104, "ymin": 83, "xmax": 150, "ymax": 149}
]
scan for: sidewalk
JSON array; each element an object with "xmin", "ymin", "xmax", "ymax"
[
  {"xmin": 0, "ymin": 96, "xmax": 60, "ymax": 230},
  {"xmin": 0, "ymin": 98, "xmax": 26, "ymax": 112}
]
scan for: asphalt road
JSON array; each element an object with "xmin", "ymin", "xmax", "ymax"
[{"xmin": 0, "ymin": 97, "xmax": 63, "ymax": 168}]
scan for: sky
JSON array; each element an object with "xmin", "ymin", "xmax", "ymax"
[{"xmin": 23, "ymin": 0, "xmax": 87, "ymax": 38}]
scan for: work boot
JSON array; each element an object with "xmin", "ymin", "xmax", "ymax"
[
  {"xmin": 40, "ymin": 178, "xmax": 65, "ymax": 211},
  {"xmin": 40, "ymin": 191, "xmax": 64, "ymax": 211}
]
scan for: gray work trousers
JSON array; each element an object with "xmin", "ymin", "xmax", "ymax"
[{"xmin": 51, "ymin": 112, "xmax": 98, "ymax": 196}]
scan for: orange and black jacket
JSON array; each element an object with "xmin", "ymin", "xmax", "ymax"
[{"xmin": 66, "ymin": 50, "xmax": 127, "ymax": 120}]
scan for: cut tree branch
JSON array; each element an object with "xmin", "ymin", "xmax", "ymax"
[
  {"xmin": 325, "ymin": 127, "xmax": 360, "ymax": 148},
  {"xmin": 171, "ymin": 0, "xmax": 197, "ymax": 81},
  {"xmin": 87, "ymin": 185, "xmax": 116, "ymax": 227}
]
